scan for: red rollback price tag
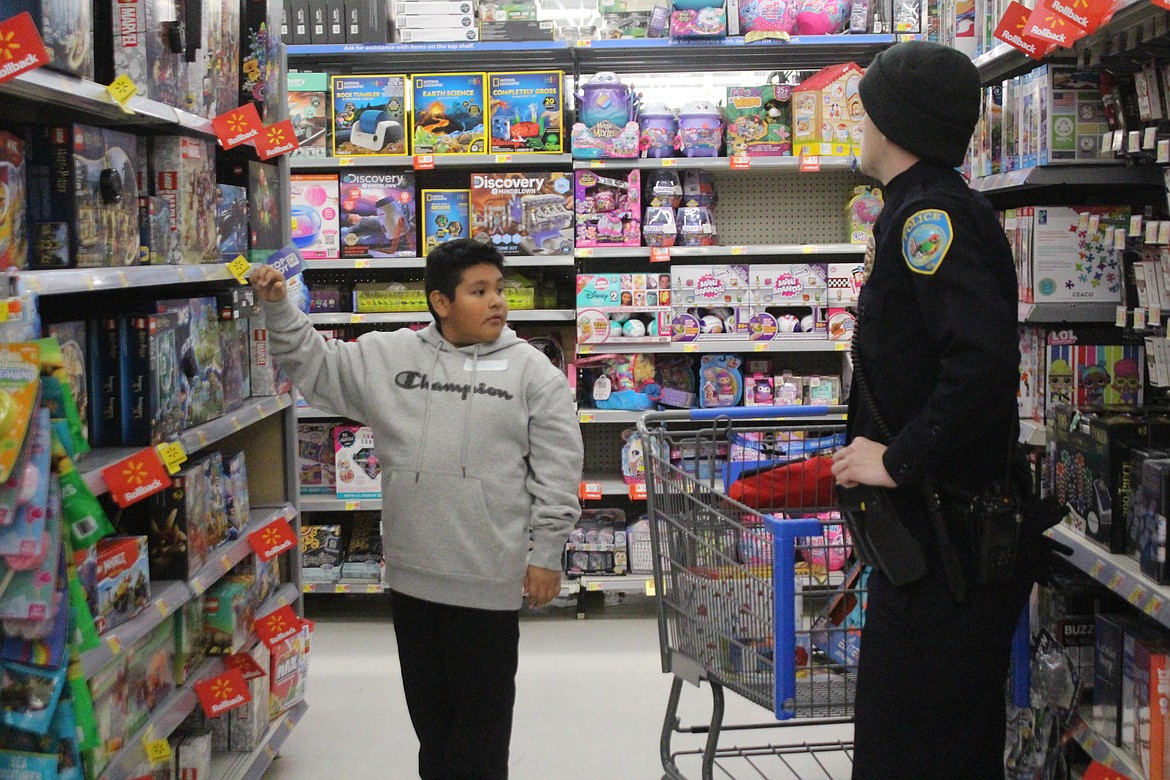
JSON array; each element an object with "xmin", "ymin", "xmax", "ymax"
[
  {"xmin": 799, "ymin": 155, "xmax": 821, "ymax": 172},
  {"xmin": 101, "ymin": 448, "xmax": 172, "ymax": 508},
  {"xmin": 0, "ymin": 13, "xmax": 50, "ymax": 85},
  {"xmin": 211, "ymin": 103, "xmax": 263, "ymax": 150},
  {"xmin": 650, "ymin": 246, "xmax": 671, "ymax": 263},
  {"xmin": 729, "ymin": 155, "xmax": 751, "ymax": 171},
  {"xmin": 256, "ymin": 119, "xmax": 300, "ymax": 160},
  {"xmin": 224, "ymin": 651, "xmax": 268, "ymax": 680},
  {"xmin": 578, "ymin": 482, "xmax": 603, "ymax": 501},
  {"xmin": 628, "ymin": 481, "xmax": 647, "ymax": 500},
  {"xmin": 1022, "ymin": 0, "xmax": 1089, "ymax": 48},
  {"xmin": 1049, "ymin": 0, "xmax": 1116, "ymax": 32},
  {"xmin": 994, "ymin": 1, "xmax": 1056, "ymax": 58},
  {"xmin": 247, "ymin": 516, "xmax": 297, "ymax": 562},
  {"xmin": 413, "ymin": 155, "xmax": 435, "ymax": 170},
  {"xmin": 193, "ymin": 668, "xmax": 252, "ymax": 718},
  {"xmin": 254, "ymin": 604, "xmax": 304, "ymax": 649},
  {"xmin": 1080, "ymin": 760, "xmax": 1133, "ymax": 780}
]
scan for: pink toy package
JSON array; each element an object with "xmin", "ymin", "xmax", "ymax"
[{"xmin": 574, "ymin": 170, "xmax": 642, "ymax": 248}]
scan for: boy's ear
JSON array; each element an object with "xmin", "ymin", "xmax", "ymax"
[{"xmin": 428, "ymin": 289, "xmax": 452, "ymax": 319}]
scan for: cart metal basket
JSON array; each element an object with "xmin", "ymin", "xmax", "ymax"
[{"xmin": 638, "ymin": 406, "xmax": 861, "ymax": 780}]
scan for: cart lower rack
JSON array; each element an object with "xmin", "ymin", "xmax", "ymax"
[{"xmin": 639, "ymin": 406, "xmax": 860, "ymax": 780}]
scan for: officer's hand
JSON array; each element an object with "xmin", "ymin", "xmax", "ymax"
[
  {"xmin": 524, "ymin": 566, "xmax": 562, "ymax": 609},
  {"xmin": 250, "ymin": 265, "xmax": 287, "ymax": 302},
  {"xmin": 831, "ymin": 437, "xmax": 897, "ymax": 489}
]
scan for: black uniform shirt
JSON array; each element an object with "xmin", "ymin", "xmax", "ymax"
[{"xmin": 850, "ymin": 161, "xmax": 1020, "ymax": 496}]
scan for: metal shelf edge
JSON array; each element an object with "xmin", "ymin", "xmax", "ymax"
[{"xmin": 212, "ymin": 701, "xmax": 310, "ymax": 780}]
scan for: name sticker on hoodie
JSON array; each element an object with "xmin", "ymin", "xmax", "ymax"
[{"xmin": 466, "ymin": 358, "xmax": 509, "ymax": 372}]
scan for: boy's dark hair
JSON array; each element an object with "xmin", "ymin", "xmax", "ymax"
[{"xmin": 424, "ymin": 239, "xmax": 506, "ymax": 320}]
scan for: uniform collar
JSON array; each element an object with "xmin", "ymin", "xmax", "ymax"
[{"xmin": 882, "ymin": 160, "xmax": 958, "ymax": 208}]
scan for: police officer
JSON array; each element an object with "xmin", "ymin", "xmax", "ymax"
[{"xmin": 830, "ymin": 41, "xmax": 1031, "ymax": 779}]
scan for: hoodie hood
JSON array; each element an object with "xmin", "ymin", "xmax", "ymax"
[{"xmin": 414, "ymin": 322, "xmax": 524, "ymax": 356}]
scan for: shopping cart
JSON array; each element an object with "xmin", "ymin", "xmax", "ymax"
[{"xmin": 639, "ymin": 406, "xmax": 861, "ymax": 780}]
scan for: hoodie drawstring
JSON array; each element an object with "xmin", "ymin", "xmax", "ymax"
[
  {"xmin": 461, "ymin": 346, "xmax": 478, "ymax": 479},
  {"xmin": 416, "ymin": 342, "xmax": 443, "ymax": 482}
]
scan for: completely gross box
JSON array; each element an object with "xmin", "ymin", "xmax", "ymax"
[{"xmin": 487, "ymin": 71, "xmax": 564, "ymax": 154}]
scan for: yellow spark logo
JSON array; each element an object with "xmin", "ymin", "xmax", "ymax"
[
  {"xmin": 0, "ymin": 31, "xmax": 22, "ymax": 62},
  {"xmin": 266, "ymin": 614, "xmax": 288, "ymax": 633},
  {"xmin": 266, "ymin": 126, "xmax": 286, "ymax": 146},
  {"xmin": 226, "ymin": 111, "xmax": 250, "ymax": 133},
  {"xmin": 121, "ymin": 460, "xmax": 148, "ymax": 486},
  {"xmin": 261, "ymin": 527, "xmax": 284, "ymax": 546},
  {"xmin": 1072, "ymin": 0, "xmax": 1089, "ymax": 9},
  {"xmin": 1045, "ymin": 14, "xmax": 1068, "ymax": 27},
  {"xmin": 211, "ymin": 678, "xmax": 235, "ymax": 700}
]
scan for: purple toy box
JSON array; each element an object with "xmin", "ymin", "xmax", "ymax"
[{"xmin": 575, "ymin": 170, "xmax": 641, "ymax": 248}]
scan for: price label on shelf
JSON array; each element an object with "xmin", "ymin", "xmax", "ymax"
[
  {"xmin": 337, "ymin": 583, "xmax": 351, "ymax": 593},
  {"xmin": 105, "ymin": 634, "xmax": 122, "ymax": 655},
  {"xmin": 1129, "ymin": 585, "xmax": 1147, "ymax": 605},
  {"xmin": 345, "ymin": 501, "xmax": 359, "ymax": 511},
  {"xmin": 578, "ymin": 413, "xmax": 595, "ymax": 423},
  {"xmin": 495, "ymin": 154, "xmax": 513, "ymax": 163},
  {"xmin": 576, "ymin": 248, "xmax": 594, "ymax": 258},
  {"xmin": 683, "ymin": 344, "xmax": 698, "ymax": 353},
  {"xmin": 729, "ymin": 155, "xmax": 751, "ymax": 171},
  {"xmin": 1160, "ymin": 139, "xmax": 1170, "ymax": 164},
  {"xmin": 338, "ymin": 157, "xmax": 355, "ymax": 166},
  {"xmin": 1089, "ymin": 559, "xmax": 1106, "ymax": 578},
  {"xmin": 661, "ymin": 158, "xmax": 677, "ymax": 167},
  {"xmin": 586, "ymin": 581, "xmax": 604, "ymax": 591},
  {"xmin": 156, "ymin": 441, "xmax": 188, "ymax": 474},
  {"xmin": 650, "ymin": 247, "xmax": 670, "ymax": 263},
  {"xmin": 628, "ymin": 481, "xmax": 647, "ymax": 500},
  {"xmin": 578, "ymin": 482, "xmax": 603, "ymax": 501},
  {"xmin": 730, "ymin": 246, "xmax": 747, "ymax": 255},
  {"xmin": 754, "ymin": 343, "xmax": 768, "ymax": 352},
  {"xmin": 106, "ymin": 74, "xmax": 139, "ymax": 112},
  {"xmin": 156, "ymin": 599, "xmax": 169, "ymax": 617},
  {"xmin": 1108, "ymin": 572, "xmax": 1126, "ymax": 591},
  {"xmin": 354, "ymin": 259, "xmax": 371, "ymax": 268},
  {"xmin": 590, "ymin": 160, "xmax": 604, "ymax": 168},
  {"xmin": 1146, "ymin": 596, "xmax": 1164, "ymax": 617},
  {"xmin": 143, "ymin": 728, "xmax": 173, "ymax": 764},
  {"xmin": 413, "ymin": 155, "xmax": 435, "ymax": 170},
  {"xmin": 350, "ymin": 313, "xmax": 366, "ymax": 324},
  {"xmin": 227, "ymin": 255, "xmax": 251, "ymax": 285},
  {"xmin": 645, "ymin": 579, "xmax": 656, "ymax": 597},
  {"xmin": 799, "ymin": 155, "xmax": 821, "ymax": 172}
]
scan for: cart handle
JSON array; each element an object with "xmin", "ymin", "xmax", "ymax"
[
  {"xmin": 644, "ymin": 405, "xmax": 848, "ymax": 423},
  {"xmin": 764, "ymin": 514, "xmax": 825, "ymax": 721}
]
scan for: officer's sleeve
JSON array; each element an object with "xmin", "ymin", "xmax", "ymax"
[{"xmin": 881, "ymin": 204, "xmax": 1019, "ymax": 486}]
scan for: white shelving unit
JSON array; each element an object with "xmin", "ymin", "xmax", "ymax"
[
  {"xmin": 303, "ymin": 256, "xmax": 574, "ymax": 270},
  {"xmin": 292, "ymin": 153, "xmax": 572, "ymax": 170},
  {"xmin": 308, "ymin": 309, "xmax": 575, "ymax": 325},
  {"xmin": 576, "ymin": 244, "xmax": 865, "ymax": 259},
  {"xmin": 578, "ymin": 340, "xmax": 848, "ymax": 355}
]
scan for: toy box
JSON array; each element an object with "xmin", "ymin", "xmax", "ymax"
[
  {"xmin": 27, "ymin": 124, "xmax": 140, "ymax": 268},
  {"xmin": 1133, "ymin": 638, "xmax": 1170, "ymax": 777},
  {"xmin": 745, "ymin": 263, "xmax": 828, "ymax": 341},
  {"xmin": 86, "ymin": 657, "xmax": 128, "ymax": 775},
  {"xmin": 571, "ymin": 72, "xmax": 641, "ymax": 159},
  {"xmin": 137, "ymin": 458, "xmax": 215, "ymax": 580},
  {"xmin": 5, "ymin": 0, "xmax": 92, "ymax": 78},
  {"xmin": 47, "ymin": 320, "xmax": 88, "ymax": 444},
  {"xmin": 565, "ymin": 508, "xmax": 627, "ymax": 576},
  {"xmin": 217, "ymin": 184, "xmax": 249, "ymax": 262},
  {"xmin": 1019, "ymin": 326, "xmax": 1045, "ymax": 421},
  {"xmin": 118, "ymin": 311, "xmax": 182, "ymax": 447},
  {"xmin": 487, "ymin": 71, "xmax": 564, "ymax": 154},
  {"xmin": 339, "ymin": 171, "xmax": 417, "ymax": 258},
  {"xmin": 150, "ymin": 136, "xmax": 219, "ymax": 264},
  {"xmin": 1093, "ymin": 612, "xmax": 1127, "ymax": 745},
  {"xmin": 1026, "ymin": 205, "xmax": 1129, "ymax": 303},
  {"xmin": 109, "ymin": 0, "xmax": 187, "ymax": 110},
  {"xmin": 331, "ymin": 74, "xmax": 409, "ymax": 157},
  {"xmin": 412, "ymin": 72, "xmax": 488, "ymax": 154},
  {"xmin": 186, "ymin": 0, "xmax": 241, "ymax": 119},
  {"xmin": 91, "ymin": 536, "xmax": 151, "ymax": 635},
  {"xmin": 574, "ymin": 170, "xmax": 641, "ymax": 248},
  {"xmin": 224, "ymin": 451, "xmax": 250, "ymax": 533},
  {"xmin": 575, "ymin": 273, "xmax": 672, "ymax": 346},
  {"xmin": 178, "ymin": 732, "xmax": 212, "ymax": 779},
  {"xmin": 126, "ymin": 618, "xmax": 176, "ymax": 737},
  {"xmin": 249, "ymin": 311, "xmax": 294, "ymax": 396},
  {"xmin": 725, "ymin": 83, "xmax": 793, "ymax": 157},
  {"xmin": 341, "ymin": 511, "xmax": 383, "ymax": 582},
  {"xmin": 471, "ymin": 171, "xmax": 573, "ymax": 256},
  {"xmin": 302, "ymin": 524, "xmax": 343, "ymax": 582},
  {"xmin": 139, "ymin": 194, "xmax": 174, "ymax": 265},
  {"xmin": 792, "ymin": 62, "xmax": 863, "ymax": 158},
  {"xmin": 1045, "ymin": 331, "xmax": 1144, "ymax": 411},
  {"xmin": 671, "ymin": 6, "xmax": 727, "ymax": 37},
  {"xmin": 671, "ymin": 264, "xmax": 751, "ymax": 342},
  {"xmin": 1129, "ymin": 453, "xmax": 1170, "ymax": 585},
  {"xmin": 827, "ymin": 261, "xmax": 864, "ymax": 306},
  {"xmin": 334, "ymin": 425, "xmax": 381, "ymax": 499},
  {"xmin": 0, "ymin": 131, "xmax": 27, "ymax": 270},
  {"xmin": 174, "ymin": 594, "xmax": 206, "ymax": 684},
  {"xmin": 217, "ymin": 290, "xmax": 255, "ymax": 412},
  {"xmin": 203, "ymin": 578, "xmax": 254, "ymax": 655},
  {"xmin": 270, "ymin": 624, "xmax": 309, "ymax": 720},
  {"xmin": 155, "ymin": 296, "xmax": 226, "ymax": 427},
  {"xmin": 227, "ymin": 642, "xmax": 271, "ymax": 751},
  {"xmin": 291, "ymin": 173, "xmax": 341, "ymax": 259},
  {"xmin": 421, "ymin": 189, "xmax": 470, "ymax": 253},
  {"xmin": 1040, "ymin": 68, "xmax": 1110, "ymax": 165},
  {"xmin": 240, "ymin": 0, "xmax": 284, "ymax": 122},
  {"xmin": 289, "ymin": 72, "xmax": 330, "ymax": 156}
]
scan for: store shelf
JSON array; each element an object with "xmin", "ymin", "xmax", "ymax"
[
  {"xmin": 287, "ymin": 40, "xmax": 571, "ymax": 71},
  {"xmin": 300, "ymin": 495, "xmax": 383, "ymax": 512},
  {"xmin": 211, "ymin": 701, "xmax": 310, "ymax": 780},
  {"xmin": 303, "ymin": 581, "xmax": 387, "ymax": 594},
  {"xmin": 578, "ymin": 409, "xmax": 646, "ymax": 424},
  {"xmin": 1050, "ymin": 524, "xmax": 1170, "ymax": 630},
  {"xmin": 1019, "ymin": 419, "xmax": 1047, "ymax": 448},
  {"xmin": 295, "ymin": 405, "xmax": 348, "ymax": 419},
  {"xmin": 98, "ymin": 666, "xmax": 204, "ymax": 780},
  {"xmin": 576, "ymin": 244, "xmax": 864, "ymax": 259},
  {"xmin": 81, "ymin": 505, "xmax": 298, "ymax": 677},
  {"xmin": 301, "ymin": 256, "xmax": 575, "ymax": 270},
  {"xmin": 1067, "ymin": 716, "xmax": 1145, "ymax": 779},
  {"xmin": 971, "ymin": 163, "xmax": 1162, "ymax": 194},
  {"xmin": 0, "ymin": 68, "xmax": 215, "ymax": 137},
  {"xmin": 577, "ymin": 573, "xmax": 656, "ymax": 593},
  {"xmin": 79, "ymin": 394, "xmax": 295, "ymax": 496},
  {"xmin": 573, "ymin": 156, "xmax": 858, "ymax": 172},
  {"xmin": 16, "ymin": 263, "xmax": 246, "ymax": 296},
  {"xmin": 291, "ymin": 153, "xmax": 571, "ymax": 170},
  {"xmin": 309, "ymin": 309, "xmax": 575, "ymax": 324},
  {"xmin": 578, "ymin": 340, "xmax": 848, "ymax": 355},
  {"xmin": 1018, "ymin": 302, "xmax": 1120, "ymax": 324},
  {"xmin": 573, "ymin": 34, "xmax": 907, "ymax": 74}
]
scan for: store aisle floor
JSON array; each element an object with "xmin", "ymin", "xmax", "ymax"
[{"xmin": 264, "ymin": 596, "xmax": 854, "ymax": 780}]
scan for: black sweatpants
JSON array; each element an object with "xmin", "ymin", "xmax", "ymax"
[
  {"xmin": 851, "ymin": 562, "xmax": 1032, "ymax": 779},
  {"xmin": 390, "ymin": 590, "xmax": 520, "ymax": 780}
]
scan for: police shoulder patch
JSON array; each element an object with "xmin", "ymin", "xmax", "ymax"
[{"xmin": 901, "ymin": 209, "xmax": 953, "ymax": 275}]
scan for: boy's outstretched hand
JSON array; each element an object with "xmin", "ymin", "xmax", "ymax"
[
  {"xmin": 524, "ymin": 566, "xmax": 561, "ymax": 609},
  {"xmin": 250, "ymin": 265, "xmax": 287, "ymax": 302}
]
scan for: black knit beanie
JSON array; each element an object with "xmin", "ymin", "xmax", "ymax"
[{"xmin": 858, "ymin": 41, "xmax": 981, "ymax": 169}]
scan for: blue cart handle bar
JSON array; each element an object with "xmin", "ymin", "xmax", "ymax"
[{"xmin": 640, "ymin": 404, "xmax": 849, "ymax": 424}]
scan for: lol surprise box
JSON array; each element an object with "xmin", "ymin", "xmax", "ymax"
[
  {"xmin": 745, "ymin": 263, "xmax": 829, "ymax": 340},
  {"xmin": 792, "ymin": 62, "xmax": 864, "ymax": 158},
  {"xmin": 487, "ymin": 71, "xmax": 565, "ymax": 154},
  {"xmin": 576, "ymin": 273, "xmax": 673, "ymax": 346},
  {"xmin": 575, "ymin": 170, "xmax": 641, "ymax": 248},
  {"xmin": 471, "ymin": 171, "xmax": 574, "ymax": 256},
  {"xmin": 670, "ymin": 264, "xmax": 751, "ymax": 343},
  {"xmin": 412, "ymin": 73, "xmax": 488, "ymax": 155}
]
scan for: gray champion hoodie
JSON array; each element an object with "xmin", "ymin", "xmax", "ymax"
[{"xmin": 261, "ymin": 296, "xmax": 584, "ymax": 610}]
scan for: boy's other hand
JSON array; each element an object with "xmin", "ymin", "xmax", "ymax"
[
  {"xmin": 524, "ymin": 566, "xmax": 561, "ymax": 609},
  {"xmin": 250, "ymin": 265, "xmax": 287, "ymax": 302}
]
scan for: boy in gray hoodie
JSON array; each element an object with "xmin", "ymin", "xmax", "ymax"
[{"xmin": 251, "ymin": 239, "xmax": 583, "ymax": 780}]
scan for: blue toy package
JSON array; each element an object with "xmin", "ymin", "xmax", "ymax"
[
  {"xmin": 487, "ymin": 71, "xmax": 564, "ymax": 154},
  {"xmin": 266, "ymin": 246, "xmax": 310, "ymax": 314},
  {"xmin": 52, "ymin": 697, "xmax": 82, "ymax": 780},
  {"xmin": 0, "ymin": 660, "xmax": 67, "ymax": 735},
  {"xmin": 698, "ymin": 354, "xmax": 742, "ymax": 408},
  {"xmin": 331, "ymin": 74, "xmax": 409, "ymax": 157},
  {"xmin": 338, "ymin": 172, "xmax": 417, "ymax": 258},
  {"xmin": 0, "ymin": 749, "xmax": 58, "ymax": 777},
  {"xmin": 421, "ymin": 190, "xmax": 470, "ymax": 254},
  {"xmin": 0, "ymin": 409, "xmax": 51, "ymax": 563},
  {"xmin": 1, "ymin": 542, "xmax": 68, "ymax": 663}
]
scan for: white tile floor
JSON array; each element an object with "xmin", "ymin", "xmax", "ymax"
[{"xmin": 264, "ymin": 596, "xmax": 854, "ymax": 780}]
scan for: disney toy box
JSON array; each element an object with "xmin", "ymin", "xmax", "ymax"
[
  {"xmin": 331, "ymin": 74, "xmax": 409, "ymax": 157},
  {"xmin": 725, "ymin": 83, "xmax": 793, "ymax": 157},
  {"xmin": 290, "ymin": 173, "xmax": 340, "ymax": 259},
  {"xmin": 412, "ymin": 72, "xmax": 488, "ymax": 155},
  {"xmin": 421, "ymin": 189, "xmax": 470, "ymax": 253},
  {"xmin": 576, "ymin": 273, "xmax": 672, "ymax": 346},
  {"xmin": 27, "ymin": 124, "xmax": 141, "ymax": 268},
  {"xmin": 487, "ymin": 71, "xmax": 564, "ymax": 154},
  {"xmin": 470, "ymin": 171, "xmax": 573, "ymax": 256},
  {"xmin": 339, "ymin": 171, "xmax": 417, "ymax": 258},
  {"xmin": 335, "ymin": 425, "xmax": 381, "ymax": 499}
]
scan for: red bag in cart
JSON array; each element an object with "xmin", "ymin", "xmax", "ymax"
[{"xmin": 727, "ymin": 455, "xmax": 836, "ymax": 510}]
